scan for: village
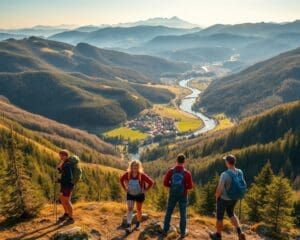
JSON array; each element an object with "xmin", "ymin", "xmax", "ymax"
[{"xmin": 125, "ymin": 112, "xmax": 177, "ymax": 136}]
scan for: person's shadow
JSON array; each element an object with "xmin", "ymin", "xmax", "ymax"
[{"xmin": 5, "ymin": 221, "xmax": 71, "ymax": 240}]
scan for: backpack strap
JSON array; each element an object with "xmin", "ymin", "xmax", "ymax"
[
  {"xmin": 172, "ymin": 167, "xmax": 185, "ymax": 174},
  {"xmin": 226, "ymin": 169, "xmax": 241, "ymax": 178},
  {"xmin": 128, "ymin": 172, "xmax": 142, "ymax": 184}
]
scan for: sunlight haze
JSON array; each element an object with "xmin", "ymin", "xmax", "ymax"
[{"xmin": 0, "ymin": 0, "xmax": 299, "ymax": 28}]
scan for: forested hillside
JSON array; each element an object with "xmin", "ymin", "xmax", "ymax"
[
  {"xmin": 144, "ymin": 101, "xmax": 300, "ymax": 187},
  {"xmin": 0, "ymin": 97, "xmax": 125, "ymax": 168},
  {"xmin": 196, "ymin": 47, "xmax": 300, "ymax": 118},
  {"xmin": 0, "ymin": 38, "xmax": 184, "ymax": 128},
  {"xmin": 0, "ymin": 116, "xmax": 124, "ymax": 210}
]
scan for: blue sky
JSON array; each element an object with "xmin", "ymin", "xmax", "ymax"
[{"xmin": 1, "ymin": 0, "xmax": 299, "ymax": 28}]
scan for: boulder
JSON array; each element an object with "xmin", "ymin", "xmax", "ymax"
[
  {"xmin": 51, "ymin": 226, "xmax": 88, "ymax": 240},
  {"xmin": 138, "ymin": 221, "xmax": 180, "ymax": 240}
]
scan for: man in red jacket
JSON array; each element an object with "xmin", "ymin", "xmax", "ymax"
[{"xmin": 163, "ymin": 154, "xmax": 193, "ymax": 238}]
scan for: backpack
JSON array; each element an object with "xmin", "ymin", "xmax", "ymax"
[
  {"xmin": 127, "ymin": 173, "xmax": 142, "ymax": 196},
  {"xmin": 69, "ymin": 155, "xmax": 82, "ymax": 185},
  {"xmin": 170, "ymin": 168, "xmax": 185, "ymax": 197},
  {"xmin": 225, "ymin": 169, "xmax": 247, "ymax": 200}
]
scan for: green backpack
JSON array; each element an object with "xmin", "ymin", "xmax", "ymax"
[{"xmin": 68, "ymin": 155, "xmax": 82, "ymax": 184}]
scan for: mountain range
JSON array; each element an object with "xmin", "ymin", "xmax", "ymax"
[
  {"xmin": 49, "ymin": 25, "xmax": 199, "ymax": 49},
  {"xmin": 1, "ymin": 19, "xmax": 300, "ymax": 70},
  {"xmin": 127, "ymin": 20, "xmax": 300, "ymax": 67},
  {"xmin": 0, "ymin": 17, "xmax": 199, "ymax": 39}
]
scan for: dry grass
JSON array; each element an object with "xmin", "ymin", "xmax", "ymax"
[{"xmin": 0, "ymin": 202, "xmax": 262, "ymax": 240}]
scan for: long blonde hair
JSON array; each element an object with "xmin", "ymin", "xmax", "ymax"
[{"xmin": 127, "ymin": 159, "xmax": 144, "ymax": 176}]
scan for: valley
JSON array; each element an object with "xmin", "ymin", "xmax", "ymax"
[{"xmin": 0, "ymin": 12, "xmax": 300, "ymax": 240}]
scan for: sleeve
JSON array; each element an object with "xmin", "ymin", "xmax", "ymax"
[
  {"xmin": 120, "ymin": 172, "xmax": 128, "ymax": 190},
  {"xmin": 185, "ymin": 171, "xmax": 193, "ymax": 190},
  {"xmin": 218, "ymin": 172, "xmax": 227, "ymax": 188},
  {"xmin": 163, "ymin": 169, "xmax": 172, "ymax": 187},
  {"xmin": 142, "ymin": 173, "xmax": 154, "ymax": 190}
]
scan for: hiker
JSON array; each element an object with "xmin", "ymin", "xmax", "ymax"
[
  {"xmin": 56, "ymin": 149, "xmax": 82, "ymax": 224},
  {"xmin": 163, "ymin": 154, "xmax": 193, "ymax": 239},
  {"xmin": 210, "ymin": 155, "xmax": 247, "ymax": 240},
  {"xmin": 120, "ymin": 159, "xmax": 154, "ymax": 231}
]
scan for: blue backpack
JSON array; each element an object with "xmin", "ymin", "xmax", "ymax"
[
  {"xmin": 170, "ymin": 169, "xmax": 185, "ymax": 197},
  {"xmin": 226, "ymin": 170, "xmax": 247, "ymax": 200}
]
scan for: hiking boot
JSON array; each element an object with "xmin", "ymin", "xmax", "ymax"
[
  {"xmin": 209, "ymin": 232, "xmax": 222, "ymax": 240},
  {"xmin": 58, "ymin": 213, "xmax": 68, "ymax": 221},
  {"xmin": 238, "ymin": 232, "xmax": 246, "ymax": 240},
  {"xmin": 180, "ymin": 233, "xmax": 188, "ymax": 239},
  {"xmin": 65, "ymin": 217, "xmax": 75, "ymax": 224},
  {"xmin": 180, "ymin": 229, "xmax": 189, "ymax": 239},
  {"xmin": 124, "ymin": 223, "xmax": 130, "ymax": 229},
  {"xmin": 135, "ymin": 221, "xmax": 140, "ymax": 230}
]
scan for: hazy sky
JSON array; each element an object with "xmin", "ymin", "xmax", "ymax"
[{"xmin": 1, "ymin": 0, "xmax": 300, "ymax": 28}]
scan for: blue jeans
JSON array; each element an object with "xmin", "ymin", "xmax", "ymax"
[{"xmin": 163, "ymin": 194, "xmax": 188, "ymax": 235}]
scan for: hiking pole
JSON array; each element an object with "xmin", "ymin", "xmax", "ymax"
[{"xmin": 53, "ymin": 171, "xmax": 58, "ymax": 223}]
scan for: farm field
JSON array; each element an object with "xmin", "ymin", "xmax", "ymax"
[
  {"xmin": 149, "ymin": 105, "xmax": 203, "ymax": 133},
  {"xmin": 104, "ymin": 127, "xmax": 149, "ymax": 141}
]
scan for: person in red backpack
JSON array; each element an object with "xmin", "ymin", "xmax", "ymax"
[
  {"xmin": 163, "ymin": 154, "xmax": 193, "ymax": 238},
  {"xmin": 120, "ymin": 160, "xmax": 154, "ymax": 231}
]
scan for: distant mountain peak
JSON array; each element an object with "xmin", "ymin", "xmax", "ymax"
[{"xmin": 115, "ymin": 16, "xmax": 200, "ymax": 29}]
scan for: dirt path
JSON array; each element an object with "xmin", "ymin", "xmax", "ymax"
[{"xmin": 1, "ymin": 202, "xmax": 262, "ymax": 240}]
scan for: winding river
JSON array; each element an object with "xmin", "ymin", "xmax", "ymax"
[
  {"xmin": 131, "ymin": 78, "xmax": 216, "ymax": 160},
  {"xmin": 178, "ymin": 78, "xmax": 216, "ymax": 137}
]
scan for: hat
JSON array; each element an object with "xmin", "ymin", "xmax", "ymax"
[{"xmin": 223, "ymin": 154, "xmax": 236, "ymax": 165}]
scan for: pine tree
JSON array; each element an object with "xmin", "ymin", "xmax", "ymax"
[
  {"xmin": 245, "ymin": 161, "xmax": 274, "ymax": 222},
  {"xmin": 198, "ymin": 174, "xmax": 219, "ymax": 216},
  {"xmin": 189, "ymin": 187, "xmax": 200, "ymax": 207},
  {"xmin": 0, "ymin": 131, "xmax": 44, "ymax": 220},
  {"xmin": 154, "ymin": 185, "xmax": 168, "ymax": 212},
  {"xmin": 262, "ymin": 174, "xmax": 294, "ymax": 233},
  {"xmin": 292, "ymin": 200, "xmax": 300, "ymax": 227}
]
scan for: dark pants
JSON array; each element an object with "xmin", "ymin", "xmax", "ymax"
[
  {"xmin": 216, "ymin": 198, "xmax": 237, "ymax": 221},
  {"xmin": 163, "ymin": 194, "xmax": 187, "ymax": 235}
]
